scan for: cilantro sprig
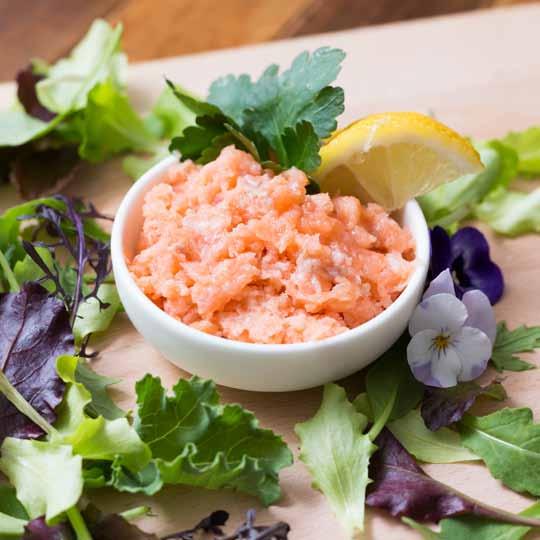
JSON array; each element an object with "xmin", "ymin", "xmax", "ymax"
[{"xmin": 168, "ymin": 47, "xmax": 345, "ymax": 176}]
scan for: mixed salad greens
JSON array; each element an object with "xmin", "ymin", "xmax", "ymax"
[{"xmin": 1, "ymin": 17, "xmax": 540, "ymax": 540}]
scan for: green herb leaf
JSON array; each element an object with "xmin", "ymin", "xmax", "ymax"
[
  {"xmin": 401, "ymin": 518, "xmax": 439, "ymax": 539},
  {"xmin": 491, "ymin": 321, "xmax": 540, "ymax": 372},
  {"xmin": 475, "ymin": 186, "xmax": 540, "ymax": 236},
  {"xmin": 501, "ymin": 126, "xmax": 540, "ymax": 175},
  {"xmin": 295, "ymin": 383, "xmax": 376, "ymax": 537},
  {"xmin": 281, "ymin": 121, "xmax": 321, "ymax": 172},
  {"xmin": 0, "ymin": 438, "xmax": 83, "ymax": 522},
  {"xmin": 76, "ymin": 81, "xmax": 157, "ymax": 163},
  {"xmin": 35, "ymin": 19, "xmax": 126, "ymax": 114},
  {"xmin": 460, "ymin": 408, "xmax": 540, "ymax": 496},
  {"xmin": 365, "ymin": 335, "xmax": 424, "ymax": 423},
  {"xmin": 74, "ymin": 361, "xmax": 124, "ymax": 420},
  {"xmin": 134, "ymin": 375, "xmax": 292, "ymax": 505}
]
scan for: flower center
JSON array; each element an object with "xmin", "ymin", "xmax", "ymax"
[{"xmin": 433, "ymin": 333, "xmax": 451, "ymax": 351}]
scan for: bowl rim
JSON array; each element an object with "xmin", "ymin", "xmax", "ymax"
[{"xmin": 111, "ymin": 155, "xmax": 430, "ymax": 355}]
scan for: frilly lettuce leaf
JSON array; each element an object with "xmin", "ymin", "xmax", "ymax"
[
  {"xmin": 36, "ymin": 20, "xmax": 126, "ymax": 114},
  {"xmin": 134, "ymin": 375, "xmax": 292, "ymax": 505},
  {"xmin": 501, "ymin": 126, "xmax": 540, "ymax": 175},
  {"xmin": 475, "ymin": 186, "xmax": 540, "ymax": 236}
]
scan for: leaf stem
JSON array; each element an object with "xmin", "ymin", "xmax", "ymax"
[
  {"xmin": 119, "ymin": 506, "xmax": 151, "ymax": 521},
  {"xmin": 367, "ymin": 390, "xmax": 397, "ymax": 441},
  {"xmin": 0, "ymin": 371, "xmax": 57, "ymax": 436},
  {"xmin": 0, "ymin": 250, "xmax": 19, "ymax": 292},
  {"xmin": 66, "ymin": 506, "xmax": 93, "ymax": 540}
]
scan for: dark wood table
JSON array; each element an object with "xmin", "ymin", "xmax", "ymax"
[{"xmin": 1, "ymin": 0, "xmax": 537, "ymax": 81}]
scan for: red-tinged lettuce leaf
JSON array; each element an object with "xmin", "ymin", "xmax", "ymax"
[
  {"xmin": 421, "ymin": 382, "xmax": 507, "ymax": 431},
  {"xmin": 366, "ymin": 429, "xmax": 540, "ymax": 527},
  {"xmin": 16, "ymin": 66, "xmax": 57, "ymax": 122},
  {"xmin": 22, "ymin": 517, "xmax": 74, "ymax": 540},
  {"xmin": 82, "ymin": 505, "xmax": 158, "ymax": 540},
  {"xmin": 161, "ymin": 509, "xmax": 228, "ymax": 539},
  {"xmin": 10, "ymin": 142, "xmax": 81, "ymax": 200},
  {"xmin": 0, "ymin": 282, "xmax": 73, "ymax": 441}
]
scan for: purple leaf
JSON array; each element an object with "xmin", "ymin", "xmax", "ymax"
[
  {"xmin": 366, "ymin": 429, "xmax": 540, "ymax": 527},
  {"xmin": 162, "ymin": 510, "xmax": 229, "ymax": 539},
  {"xmin": 0, "ymin": 282, "xmax": 73, "ymax": 441},
  {"xmin": 421, "ymin": 381, "xmax": 507, "ymax": 431},
  {"xmin": 10, "ymin": 143, "xmax": 81, "ymax": 200},
  {"xmin": 22, "ymin": 517, "xmax": 74, "ymax": 540},
  {"xmin": 16, "ymin": 66, "xmax": 56, "ymax": 122}
]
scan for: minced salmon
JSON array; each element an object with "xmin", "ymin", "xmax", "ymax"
[{"xmin": 129, "ymin": 146, "xmax": 415, "ymax": 344}]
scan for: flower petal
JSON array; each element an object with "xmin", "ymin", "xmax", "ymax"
[
  {"xmin": 407, "ymin": 330, "xmax": 461, "ymax": 388},
  {"xmin": 423, "ymin": 269, "xmax": 456, "ymax": 299},
  {"xmin": 429, "ymin": 226, "xmax": 453, "ymax": 278},
  {"xmin": 452, "ymin": 326, "xmax": 492, "ymax": 381},
  {"xmin": 450, "ymin": 227, "xmax": 504, "ymax": 304},
  {"xmin": 409, "ymin": 293, "xmax": 467, "ymax": 336},
  {"xmin": 462, "ymin": 289, "xmax": 497, "ymax": 344}
]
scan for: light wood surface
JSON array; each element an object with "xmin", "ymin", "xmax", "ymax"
[
  {"xmin": 1, "ymin": 5, "xmax": 540, "ymax": 539},
  {"xmin": 1, "ymin": 0, "xmax": 539, "ymax": 81}
]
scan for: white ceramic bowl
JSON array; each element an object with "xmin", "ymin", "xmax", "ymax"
[{"xmin": 112, "ymin": 156, "xmax": 430, "ymax": 392}]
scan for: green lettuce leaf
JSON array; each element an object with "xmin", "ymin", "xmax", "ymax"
[
  {"xmin": 418, "ymin": 141, "xmax": 518, "ymax": 228},
  {"xmin": 76, "ymin": 81, "xmax": 157, "ymax": 163},
  {"xmin": 491, "ymin": 322, "xmax": 540, "ymax": 372},
  {"xmin": 354, "ymin": 395, "xmax": 477, "ymax": 464},
  {"xmin": 122, "ymin": 143, "xmax": 170, "ymax": 180},
  {"xmin": 0, "ymin": 485, "xmax": 29, "ymax": 538},
  {"xmin": 134, "ymin": 375, "xmax": 292, "ymax": 505},
  {"xmin": 501, "ymin": 126, "xmax": 540, "ymax": 175},
  {"xmin": 74, "ymin": 361, "xmax": 124, "ymax": 420},
  {"xmin": 0, "ymin": 438, "xmax": 83, "ymax": 522},
  {"xmin": 404, "ymin": 501, "xmax": 540, "ymax": 539},
  {"xmin": 388, "ymin": 409, "xmax": 478, "ymax": 464},
  {"xmin": 73, "ymin": 283, "xmax": 122, "ymax": 346},
  {"xmin": 460, "ymin": 408, "xmax": 540, "ymax": 496},
  {"xmin": 0, "ymin": 109, "xmax": 60, "ymax": 147},
  {"xmin": 475, "ymin": 186, "xmax": 540, "ymax": 236},
  {"xmin": 53, "ymin": 356, "xmax": 150, "ymax": 472},
  {"xmin": 36, "ymin": 19, "xmax": 126, "ymax": 114},
  {"xmin": 295, "ymin": 384, "xmax": 376, "ymax": 537}
]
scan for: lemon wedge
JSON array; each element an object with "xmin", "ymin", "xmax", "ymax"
[{"xmin": 315, "ymin": 112, "xmax": 483, "ymax": 210}]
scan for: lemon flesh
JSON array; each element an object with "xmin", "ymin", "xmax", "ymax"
[{"xmin": 315, "ymin": 112, "xmax": 483, "ymax": 211}]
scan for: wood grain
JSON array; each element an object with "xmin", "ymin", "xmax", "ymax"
[{"xmin": 0, "ymin": 0, "xmax": 538, "ymax": 81}]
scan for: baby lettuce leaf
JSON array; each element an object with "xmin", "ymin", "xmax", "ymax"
[
  {"xmin": 405, "ymin": 501, "xmax": 540, "ymax": 540},
  {"xmin": 53, "ymin": 355, "xmax": 150, "ymax": 472},
  {"xmin": 365, "ymin": 335, "xmax": 424, "ymax": 423},
  {"xmin": 419, "ymin": 141, "xmax": 518, "ymax": 229},
  {"xmin": 421, "ymin": 381, "xmax": 506, "ymax": 431},
  {"xmin": 501, "ymin": 126, "xmax": 540, "ymax": 175},
  {"xmin": 0, "ymin": 438, "xmax": 83, "ymax": 522},
  {"xmin": 295, "ymin": 383, "xmax": 376, "ymax": 538},
  {"xmin": 76, "ymin": 81, "xmax": 157, "ymax": 163},
  {"xmin": 0, "ymin": 282, "xmax": 73, "ymax": 442},
  {"xmin": 74, "ymin": 360, "xmax": 124, "ymax": 420},
  {"xmin": 35, "ymin": 20, "xmax": 126, "ymax": 115},
  {"xmin": 475, "ymin": 186, "xmax": 540, "ymax": 236},
  {"xmin": 0, "ymin": 485, "xmax": 29, "ymax": 538},
  {"xmin": 367, "ymin": 429, "xmax": 540, "ymax": 527},
  {"xmin": 460, "ymin": 408, "xmax": 540, "ymax": 496},
  {"xmin": 491, "ymin": 322, "xmax": 540, "ymax": 372},
  {"xmin": 387, "ymin": 410, "xmax": 479, "ymax": 464},
  {"xmin": 354, "ymin": 394, "xmax": 477, "ymax": 464},
  {"xmin": 16, "ymin": 66, "xmax": 56, "ymax": 122},
  {"xmin": 134, "ymin": 375, "xmax": 292, "ymax": 505}
]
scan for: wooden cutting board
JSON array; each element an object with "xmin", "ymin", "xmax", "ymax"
[{"xmin": 1, "ymin": 5, "xmax": 540, "ymax": 539}]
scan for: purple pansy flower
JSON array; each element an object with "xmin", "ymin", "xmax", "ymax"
[
  {"xmin": 430, "ymin": 226, "xmax": 504, "ymax": 305},
  {"xmin": 407, "ymin": 269, "xmax": 496, "ymax": 388}
]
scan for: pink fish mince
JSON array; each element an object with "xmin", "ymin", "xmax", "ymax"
[{"xmin": 128, "ymin": 147, "xmax": 415, "ymax": 344}]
